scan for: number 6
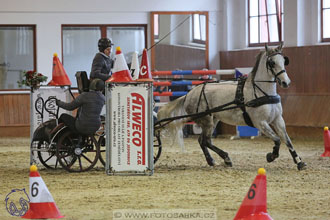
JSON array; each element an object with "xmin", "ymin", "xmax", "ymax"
[
  {"xmin": 31, "ymin": 182, "xmax": 39, "ymax": 197},
  {"xmin": 248, "ymin": 184, "xmax": 257, "ymax": 199}
]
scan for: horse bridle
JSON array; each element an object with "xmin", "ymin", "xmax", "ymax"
[
  {"xmin": 266, "ymin": 52, "xmax": 289, "ymax": 81},
  {"xmin": 252, "ymin": 52, "xmax": 289, "ymax": 99}
]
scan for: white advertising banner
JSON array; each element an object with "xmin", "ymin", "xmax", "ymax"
[
  {"xmin": 30, "ymin": 86, "xmax": 72, "ymax": 164},
  {"xmin": 106, "ymin": 83, "xmax": 153, "ymax": 175},
  {"xmin": 31, "ymin": 87, "xmax": 72, "ymax": 133}
]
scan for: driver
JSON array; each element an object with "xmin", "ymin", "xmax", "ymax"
[
  {"xmin": 55, "ymin": 79, "xmax": 105, "ymax": 135},
  {"xmin": 90, "ymin": 37, "xmax": 114, "ymax": 82}
]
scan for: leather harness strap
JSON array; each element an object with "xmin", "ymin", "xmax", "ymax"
[
  {"xmin": 196, "ymin": 83, "xmax": 211, "ymax": 114},
  {"xmin": 234, "ymin": 77, "xmax": 255, "ymax": 127},
  {"xmin": 234, "ymin": 76, "xmax": 281, "ymax": 127},
  {"xmin": 193, "ymin": 76, "xmax": 281, "ymax": 128}
]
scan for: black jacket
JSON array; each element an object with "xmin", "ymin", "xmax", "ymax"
[{"xmin": 90, "ymin": 52, "xmax": 113, "ymax": 81}]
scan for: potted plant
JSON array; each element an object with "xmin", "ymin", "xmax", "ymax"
[{"xmin": 17, "ymin": 70, "xmax": 48, "ymax": 90}]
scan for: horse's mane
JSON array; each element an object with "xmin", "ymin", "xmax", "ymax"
[
  {"xmin": 250, "ymin": 47, "xmax": 278, "ymax": 81},
  {"xmin": 250, "ymin": 51, "xmax": 265, "ymax": 81}
]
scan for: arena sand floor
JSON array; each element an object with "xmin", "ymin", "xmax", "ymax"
[{"xmin": 0, "ymin": 135, "xmax": 329, "ymax": 220}]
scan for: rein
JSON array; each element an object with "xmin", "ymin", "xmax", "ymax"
[{"xmin": 154, "ymin": 99, "xmax": 240, "ymax": 130}]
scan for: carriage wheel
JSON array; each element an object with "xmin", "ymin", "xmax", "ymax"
[
  {"xmin": 97, "ymin": 135, "xmax": 106, "ymax": 166},
  {"xmin": 36, "ymin": 141, "xmax": 60, "ymax": 169},
  {"xmin": 56, "ymin": 131, "xmax": 100, "ymax": 172},
  {"xmin": 153, "ymin": 131, "xmax": 162, "ymax": 164}
]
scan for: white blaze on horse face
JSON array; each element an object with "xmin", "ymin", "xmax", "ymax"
[{"xmin": 273, "ymin": 54, "xmax": 291, "ymax": 88}]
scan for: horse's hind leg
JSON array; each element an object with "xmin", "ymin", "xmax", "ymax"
[
  {"xmin": 199, "ymin": 136, "xmax": 233, "ymax": 167},
  {"xmin": 197, "ymin": 118, "xmax": 232, "ymax": 167},
  {"xmin": 198, "ymin": 134, "xmax": 215, "ymax": 166},
  {"xmin": 207, "ymin": 143, "xmax": 233, "ymax": 167},
  {"xmin": 197, "ymin": 118, "xmax": 217, "ymax": 166},
  {"xmin": 272, "ymin": 116, "xmax": 307, "ymax": 170}
]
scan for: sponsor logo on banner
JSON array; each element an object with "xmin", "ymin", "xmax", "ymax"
[
  {"xmin": 131, "ymin": 93, "xmax": 145, "ymax": 165},
  {"xmin": 31, "ymin": 88, "xmax": 70, "ymax": 132}
]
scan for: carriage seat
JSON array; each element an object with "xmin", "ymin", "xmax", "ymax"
[{"xmin": 75, "ymin": 71, "xmax": 90, "ymax": 94}]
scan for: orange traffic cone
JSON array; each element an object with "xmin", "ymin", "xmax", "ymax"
[
  {"xmin": 233, "ymin": 168, "xmax": 273, "ymax": 220},
  {"xmin": 130, "ymin": 51, "xmax": 140, "ymax": 80},
  {"xmin": 138, "ymin": 48, "xmax": 153, "ymax": 82},
  {"xmin": 22, "ymin": 165, "xmax": 64, "ymax": 219},
  {"xmin": 321, "ymin": 126, "xmax": 330, "ymax": 157},
  {"xmin": 48, "ymin": 53, "xmax": 71, "ymax": 86},
  {"xmin": 106, "ymin": 47, "xmax": 133, "ymax": 83}
]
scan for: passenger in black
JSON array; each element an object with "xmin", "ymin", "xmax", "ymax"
[{"xmin": 56, "ymin": 79, "xmax": 105, "ymax": 135}]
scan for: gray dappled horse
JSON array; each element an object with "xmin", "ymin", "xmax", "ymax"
[{"xmin": 157, "ymin": 44, "xmax": 307, "ymax": 170}]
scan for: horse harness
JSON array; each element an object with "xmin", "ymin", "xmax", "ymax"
[
  {"xmin": 154, "ymin": 52, "xmax": 288, "ymax": 130},
  {"xmin": 194, "ymin": 52, "xmax": 288, "ymax": 127},
  {"xmin": 234, "ymin": 76, "xmax": 280, "ymax": 127}
]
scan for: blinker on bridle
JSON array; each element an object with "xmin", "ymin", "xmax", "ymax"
[{"xmin": 266, "ymin": 52, "xmax": 289, "ymax": 80}]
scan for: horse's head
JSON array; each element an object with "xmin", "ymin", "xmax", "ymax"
[{"xmin": 265, "ymin": 43, "xmax": 290, "ymax": 88}]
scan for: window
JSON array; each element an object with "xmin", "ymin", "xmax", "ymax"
[
  {"xmin": 0, "ymin": 25, "xmax": 36, "ymax": 90},
  {"xmin": 107, "ymin": 26, "xmax": 146, "ymax": 63},
  {"xmin": 322, "ymin": 0, "xmax": 330, "ymax": 42},
  {"xmin": 192, "ymin": 14, "xmax": 206, "ymax": 44},
  {"xmin": 154, "ymin": 14, "xmax": 159, "ymax": 40},
  {"xmin": 62, "ymin": 25, "xmax": 147, "ymax": 87},
  {"xmin": 248, "ymin": 0, "xmax": 283, "ymax": 46},
  {"xmin": 62, "ymin": 26, "xmax": 101, "ymax": 87}
]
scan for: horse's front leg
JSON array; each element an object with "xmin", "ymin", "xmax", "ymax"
[
  {"xmin": 271, "ymin": 116, "xmax": 307, "ymax": 170},
  {"xmin": 256, "ymin": 121, "xmax": 282, "ymax": 163}
]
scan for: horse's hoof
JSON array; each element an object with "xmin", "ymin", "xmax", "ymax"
[
  {"xmin": 224, "ymin": 157, "xmax": 232, "ymax": 167},
  {"xmin": 297, "ymin": 162, "xmax": 307, "ymax": 171},
  {"xmin": 266, "ymin": 153, "xmax": 278, "ymax": 163},
  {"xmin": 207, "ymin": 159, "xmax": 215, "ymax": 166}
]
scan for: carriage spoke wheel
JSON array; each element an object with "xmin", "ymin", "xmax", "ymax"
[
  {"xmin": 153, "ymin": 131, "xmax": 162, "ymax": 164},
  {"xmin": 36, "ymin": 141, "xmax": 60, "ymax": 169},
  {"xmin": 56, "ymin": 131, "xmax": 100, "ymax": 172}
]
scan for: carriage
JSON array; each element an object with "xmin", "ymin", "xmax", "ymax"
[
  {"xmin": 30, "ymin": 71, "xmax": 163, "ymax": 173},
  {"xmin": 30, "ymin": 44, "xmax": 307, "ymax": 172}
]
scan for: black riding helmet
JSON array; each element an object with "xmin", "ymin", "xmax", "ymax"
[{"xmin": 98, "ymin": 38, "xmax": 114, "ymax": 52}]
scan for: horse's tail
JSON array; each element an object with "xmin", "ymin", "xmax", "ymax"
[{"xmin": 157, "ymin": 96, "xmax": 189, "ymax": 151}]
